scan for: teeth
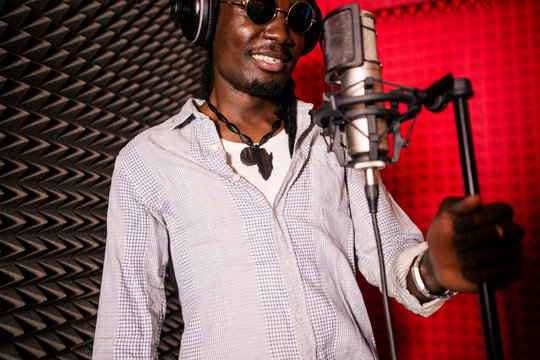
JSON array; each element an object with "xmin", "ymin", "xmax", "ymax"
[{"xmin": 252, "ymin": 54, "xmax": 283, "ymax": 64}]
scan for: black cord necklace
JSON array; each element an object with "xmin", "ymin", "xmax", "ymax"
[{"xmin": 207, "ymin": 101, "xmax": 282, "ymax": 180}]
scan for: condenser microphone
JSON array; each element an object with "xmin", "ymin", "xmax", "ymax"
[{"xmin": 320, "ymin": 4, "xmax": 389, "ymax": 174}]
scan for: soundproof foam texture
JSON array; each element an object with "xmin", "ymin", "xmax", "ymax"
[{"xmin": 0, "ymin": 0, "xmax": 205, "ymax": 358}]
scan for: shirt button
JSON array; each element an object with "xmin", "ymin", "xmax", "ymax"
[
  {"xmin": 232, "ymin": 174, "xmax": 241, "ymax": 181},
  {"xmin": 295, "ymin": 312, "xmax": 303, "ymax": 322},
  {"xmin": 284, "ymin": 259, "xmax": 292, "ymax": 268},
  {"xmin": 211, "ymin": 144, "xmax": 219, "ymax": 152}
]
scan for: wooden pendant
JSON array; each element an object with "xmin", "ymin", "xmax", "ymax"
[{"xmin": 240, "ymin": 147, "xmax": 273, "ymax": 180}]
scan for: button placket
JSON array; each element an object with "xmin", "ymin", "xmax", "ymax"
[{"xmin": 272, "ymin": 202, "xmax": 317, "ymax": 357}]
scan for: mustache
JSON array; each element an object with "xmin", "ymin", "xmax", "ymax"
[{"xmin": 248, "ymin": 45, "xmax": 293, "ymax": 61}]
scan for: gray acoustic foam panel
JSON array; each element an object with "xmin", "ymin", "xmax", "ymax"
[{"xmin": 0, "ymin": 0, "xmax": 206, "ymax": 358}]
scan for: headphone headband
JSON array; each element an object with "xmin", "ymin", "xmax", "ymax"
[{"xmin": 171, "ymin": 0, "xmax": 322, "ymax": 55}]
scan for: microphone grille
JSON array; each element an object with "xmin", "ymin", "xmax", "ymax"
[
  {"xmin": 323, "ymin": 9, "xmax": 356, "ymax": 72},
  {"xmin": 322, "ymin": 4, "xmax": 375, "ymax": 84}
]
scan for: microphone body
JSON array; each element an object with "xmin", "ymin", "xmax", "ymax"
[
  {"xmin": 319, "ymin": 5, "xmax": 389, "ymax": 172},
  {"xmin": 341, "ymin": 12, "xmax": 388, "ymax": 171}
]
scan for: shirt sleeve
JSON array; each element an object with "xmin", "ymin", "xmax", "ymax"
[
  {"xmin": 93, "ymin": 145, "xmax": 170, "ymax": 359},
  {"xmin": 346, "ymin": 168, "xmax": 447, "ymax": 316}
]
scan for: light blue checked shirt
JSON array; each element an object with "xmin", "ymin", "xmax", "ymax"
[{"xmin": 93, "ymin": 99, "xmax": 446, "ymax": 359}]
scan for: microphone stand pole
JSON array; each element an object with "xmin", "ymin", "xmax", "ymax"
[
  {"xmin": 416, "ymin": 74, "xmax": 504, "ymax": 359},
  {"xmin": 448, "ymin": 78, "xmax": 504, "ymax": 360}
]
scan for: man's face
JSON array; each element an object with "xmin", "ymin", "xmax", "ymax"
[{"xmin": 212, "ymin": 0, "xmax": 307, "ymax": 98}]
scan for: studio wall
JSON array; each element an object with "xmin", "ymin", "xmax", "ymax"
[
  {"xmin": 0, "ymin": 0, "xmax": 205, "ymax": 358},
  {"xmin": 1, "ymin": 0, "xmax": 538, "ymax": 359}
]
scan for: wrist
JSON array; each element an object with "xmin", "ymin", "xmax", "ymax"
[
  {"xmin": 418, "ymin": 249, "xmax": 447, "ymax": 295},
  {"xmin": 409, "ymin": 248, "xmax": 456, "ymax": 301}
]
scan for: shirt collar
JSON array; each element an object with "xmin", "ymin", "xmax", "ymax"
[
  {"xmin": 168, "ymin": 97, "xmax": 316, "ymax": 180},
  {"xmin": 170, "ymin": 97, "xmax": 315, "ymax": 154},
  {"xmin": 170, "ymin": 98, "xmax": 207, "ymax": 130},
  {"xmin": 171, "ymin": 98, "xmax": 314, "ymax": 130},
  {"xmin": 296, "ymin": 100, "xmax": 314, "ymax": 134}
]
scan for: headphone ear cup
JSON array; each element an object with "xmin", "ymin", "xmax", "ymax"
[
  {"xmin": 171, "ymin": 0, "xmax": 218, "ymax": 48},
  {"xmin": 200, "ymin": 0, "xmax": 218, "ymax": 48}
]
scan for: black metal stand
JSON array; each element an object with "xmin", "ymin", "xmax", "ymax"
[
  {"xmin": 449, "ymin": 78, "xmax": 504, "ymax": 360},
  {"xmin": 422, "ymin": 75, "xmax": 504, "ymax": 360}
]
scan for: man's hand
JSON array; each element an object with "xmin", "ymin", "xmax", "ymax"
[{"xmin": 422, "ymin": 195, "xmax": 524, "ymax": 294}]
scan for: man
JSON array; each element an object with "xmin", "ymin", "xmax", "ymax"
[{"xmin": 93, "ymin": 0, "xmax": 523, "ymax": 358}]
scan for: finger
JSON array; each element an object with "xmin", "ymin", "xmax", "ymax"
[
  {"xmin": 440, "ymin": 195, "xmax": 482, "ymax": 216},
  {"xmin": 461, "ymin": 263, "xmax": 521, "ymax": 286},
  {"xmin": 454, "ymin": 202, "xmax": 515, "ymax": 231},
  {"xmin": 456, "ymin": 243, "xmax": 522, "ymax": 267},
  {"xmin": 452, "ymin": 222, "xmax": 524, "ymax": 251}
]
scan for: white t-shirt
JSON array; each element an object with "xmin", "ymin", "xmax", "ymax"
[{"xmin": 221, "ymin": 129, "xmax": 291, "ymax": 204}]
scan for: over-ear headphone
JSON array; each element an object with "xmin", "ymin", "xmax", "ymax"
[{"xmin": 170, "ymin": 0, "xmax": 322, "ymax": 55}]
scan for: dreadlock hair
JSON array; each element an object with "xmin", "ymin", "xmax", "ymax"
[
  {"xmin": 199, "ymin": 48, "xmax": 214, "ymax": 101},
  {"xmin": 199, "ymin": 49, "xmax": 298, "ymax": 157},
  {"xmin": 275, "ymin": 77, "xmax": 298, "ymax": 158}
]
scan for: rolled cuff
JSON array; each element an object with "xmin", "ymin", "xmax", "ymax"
[{"xmin": 391, "ymin": 242, "xmax": 450, "ymax": 316}]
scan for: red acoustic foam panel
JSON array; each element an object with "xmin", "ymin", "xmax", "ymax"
[{"xmin": 294, "ymin": 0, "xmax": 540, "ymax": 359}]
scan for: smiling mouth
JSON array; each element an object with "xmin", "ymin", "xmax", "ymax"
[{"xmin": 252, "ymin": 54, "xmax": 284, "ymax": 64}]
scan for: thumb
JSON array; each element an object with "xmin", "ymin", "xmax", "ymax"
[{"xmin": 439, "ymin": 195, "xmax": 482, "ymax": 216}]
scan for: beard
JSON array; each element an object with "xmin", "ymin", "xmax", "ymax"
[{"xmin": 248, "ymin": 78, "xmax": 284, "ymax": 98}]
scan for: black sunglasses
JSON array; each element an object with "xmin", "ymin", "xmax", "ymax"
[{"xmin": 221, "ymin": 0, "xmax": 316, "ymax": 34}]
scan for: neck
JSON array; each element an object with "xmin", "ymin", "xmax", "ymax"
[{"xmin": 201, "ymin": 84, "xmax": 283, "ymax": 143}]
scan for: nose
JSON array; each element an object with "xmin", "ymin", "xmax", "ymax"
[{"xmin": 261, "ymin": 11, "xmax": 294, "ymax": 45}]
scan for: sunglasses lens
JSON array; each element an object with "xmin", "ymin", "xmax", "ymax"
[
  {"xmin": 247, "ymin": 0, "xmax": 277, "ymax": 25},
  {"xmin": 287, "ymin": 2, "xmax": 314, "ymax": 33}
]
